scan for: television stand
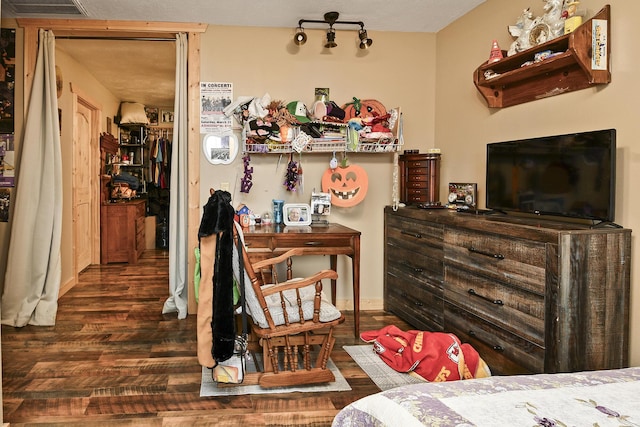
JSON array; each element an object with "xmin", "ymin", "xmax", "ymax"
[
  {"xmin": 455, "ymin": 207, "xmax": 503, "ymax": 215},
  {"xmin": 384, "ymin": 206, "xmax": 631, "ymax": 375},
  {"xmin": 592, "ymin": 220, "xmax": 623, "ymax": 229}
]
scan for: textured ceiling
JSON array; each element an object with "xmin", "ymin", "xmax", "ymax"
[
  {"xmin": 2, "ymin": 0, "xmax": 485, "ymax": 32},
  {"xmin": 5, "ymin": 0, "xmax": 486, "ymax": 107}
]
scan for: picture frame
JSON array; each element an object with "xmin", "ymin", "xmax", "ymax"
[
  {"xmin": 160, "ymin": 109, "xmax": 174, "ymax": 124},
  {"xmin": 283, "ymin": 203, "xmax": 312, "ymax": 226},
  {"xmin": 202, "ymin": 132, "xmax": 238, "ymax": 165},
  {"xmin": 145, "ymin": 106, "xmax": 159, "ymax": 126},
  {"xmin": 447, "ymin": 182, "xmax": 477, "ymax": 208},
  {"xmin": 311, "ymin": 191, "xmax": 331, "ymax": 216}
]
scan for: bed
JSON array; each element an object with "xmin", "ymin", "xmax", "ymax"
[{"xmin": 332, "ymin": 367, "xmax": 640, "ymax": 426}]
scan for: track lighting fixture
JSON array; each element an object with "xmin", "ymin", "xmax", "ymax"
[
  {"xmin": 293, "ymin": 11, "xmax": 373, "ymax": 50},
  {"xmin": 325, "ymin": 27, "xmax": 337, "ymax": 48},
  {"xmin": 358, "ymin": 29, "xmax": 373, "ymax": 49},
  {"xmin": 294, "ymin": 26, "xmax": 307, "ymax": 45}
]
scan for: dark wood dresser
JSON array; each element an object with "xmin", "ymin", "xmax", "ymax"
[
  {"xmin": 101, "ymin": 199, "xmax": 146, "ymax": 264},
  {"xmin": 384, "ymin": 206, "xmax": 631, "ymax": 375}
]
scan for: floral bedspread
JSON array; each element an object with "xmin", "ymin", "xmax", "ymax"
[{"xmin": 332, "ymin": 367, "xmax": 640, "ymax": 427}]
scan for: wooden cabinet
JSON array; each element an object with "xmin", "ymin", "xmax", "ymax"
[
  {"xmin": 384, "ymin": 206, "xmax": 631, "ymax": 375},
  {"xmin": 473, "ymin": 5, "xmax": 610, "ymax": 108},
  {"xmin": 398, "ymin": 152, "xmax": 441, "ymax": 205},
  {"xmin": 101, "ymin": 199, "xmax": 146, "ymax": 264}
]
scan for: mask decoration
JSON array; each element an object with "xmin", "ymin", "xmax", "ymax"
[{"xmin": 321, "ymin": 161, "xmax": 368, "ymax": 207}]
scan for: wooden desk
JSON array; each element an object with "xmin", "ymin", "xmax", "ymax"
[{"xmin": 242, "ymin": 223, "xmax": 361, "ymax": 336}]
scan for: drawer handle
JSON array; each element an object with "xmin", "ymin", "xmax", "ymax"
[
  {"xmin": 401, "ymin": 261, "xmax": 423, "ymax": 273},
  {"xmin": 468, "ymin": 246, "xmax": 504, "ymax": 260},
  {"xmin": 400, "ymin": 292, "xmax": 423, "ymax": 307},
  {"xmin": 468, "ymin": 330, "xmax": 504, "ymax": 352},
  {"xmin": 468, "ymin": 288, "xmax": 504, "ymax": 306},
  {"xmin": 305, "ymin": 241, "xmax": 323, "ymax": 246},
  {"xmin": 401, "ymin": 230, "xmax": 422, "ymax": 239}
]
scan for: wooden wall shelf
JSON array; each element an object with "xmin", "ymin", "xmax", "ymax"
[{"xmin": 474, "ymin": 5, "xmax": 610, "ymax": 108}]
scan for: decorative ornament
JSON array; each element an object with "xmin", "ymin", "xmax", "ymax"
[
  {"xmin": 342, "ymin": 98, "xmax": 387, "ymax": 121},
  {"xmin": 487, "ymin": 40, "xmax": 503, "ymax": 63},
  {"xmin": 240, "ymin": 153, "xmax": 253, "ymax": 193},
  {"xmin": 329, "ymin": 152, "xmax": 338, "ymax": 169},
  {"xmin": 507, "ymin": 0, "xmax": 565, "ymax": 56},
  {"xmin": 284, "ymin": 156, "xmax": 299, "ymax": 191},
  {"xmin": 321, "ymin": 161, "xmax": 369, "ymax": 207}
]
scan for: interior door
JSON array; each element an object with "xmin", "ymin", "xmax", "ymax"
[{"xmin": 73, "ymin": 100, "xmax": 95, "ymax": 272}]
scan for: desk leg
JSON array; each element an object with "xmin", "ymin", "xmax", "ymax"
[
  {"xmin": 330, "ymin": 255, "xmax": 337, "ymax": 305},
  {"xmin": 352, "ymin": 235, "xmax": 361, "ymax": 338}
]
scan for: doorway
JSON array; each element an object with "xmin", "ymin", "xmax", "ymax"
[
  {"xmin": 71, "ymin": 89, "xmax": 101, "ymax": 274},
  {"xmin": 18, "ymin": 19, "xmax": 205, "ymax": 314}
]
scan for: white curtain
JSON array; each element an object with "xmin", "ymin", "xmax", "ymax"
[
  {"xmin": 162, "ymin": 33, "xmax": 189, "ymax": 319},
  {"xmin": 2, "ymin": 30, "xmax": 62, "ymax": 326}
]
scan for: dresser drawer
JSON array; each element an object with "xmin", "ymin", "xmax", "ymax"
[
  {"xmin": 273, "ymin": 234, "xmax": 354, "ymax": 251},
  {"xmin": 406, "ymin": 174, "xmax": 428, "ymax": 183},
  {"xmin": 445, "ymin": 301, "xmax": 544, "ymax": 374},
  {"xmin": 404, "ymin": 159, "xmax": 430, "ymax": 169},
  {"xmin": 386, "ymin": 215, "xmax": 443, "ymax": 258},
  {"xmin": 444, "ymin": 227, "xmax": 547, "ymax": 294},
  {"xmin": 386, "ymin": 272, "xmax": 443, "ymax": 331},
  {"xmin": 387, "ymin": 245, "xmax": 443, "ymax": 291},
  {"xmin": 445, "ymin": 266, "xmax": 545, "ymax": 346},
  {"xmin": 406, "ymin": 181, "xmax": 428, "ymax": 190}
]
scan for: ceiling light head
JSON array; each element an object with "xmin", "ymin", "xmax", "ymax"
[
  {"xmin": 325, "ymin": 28, "xmax": 337, "ymax": 49},
  {"xmin": 294, "ymin": 27, "xmax": 307, "ymax": 45},
  {"xmin": 358, "ymin": 29, "xmax": 373, "ymax": 49}
]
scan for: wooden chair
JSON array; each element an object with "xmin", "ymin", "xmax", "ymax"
[{"xmin": 232, "ymin": 223, "xmax": 345, "ymax": 388}]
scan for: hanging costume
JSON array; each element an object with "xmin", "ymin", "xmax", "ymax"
[{"xmin": 196, "ymin": 189, "xmax": 236, "ymax": 368}]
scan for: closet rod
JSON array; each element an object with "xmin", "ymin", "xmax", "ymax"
[{"xmin": 55, "ymin": 36, "xmax": 175, "ymax": 42}]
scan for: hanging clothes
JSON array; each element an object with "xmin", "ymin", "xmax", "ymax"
[{"xmin": 196, "ymin": 189, "xmax": 237, "ymax": 367}]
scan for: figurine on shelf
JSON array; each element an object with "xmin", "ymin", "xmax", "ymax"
[
  {"xmin": 563, "ymin": 1, "xmax": 583, "ymax": 34},
  {"xmin": 542, "ymin": 0, "xmax": 566, "ymax": 40},
  {"xmin": 487, "ymin": 39, "xmax": 504, "ymax": 63},
  {"xmin": 507, "ymin": 8, "xmax": 535, "ymax": 56},
  {"xmin": 506, "ymin": 0, "xmax": 565, "ymax": 57}
]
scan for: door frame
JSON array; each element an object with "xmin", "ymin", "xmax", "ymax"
[{"xmin": 17, "ymin": 19, "xmax": 206, "ymax": 314}]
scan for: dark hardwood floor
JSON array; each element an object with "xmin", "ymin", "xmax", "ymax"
[{"xmin": 2, "ymin": 249, "xmax": 412, "ymax": 426}]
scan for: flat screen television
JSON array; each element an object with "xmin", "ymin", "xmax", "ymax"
[{"xmin": 486, "ymin": 129, "xmax": 616, "ymax": 223}]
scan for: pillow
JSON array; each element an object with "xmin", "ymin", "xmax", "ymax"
[{"xmin": 119, "ymin": 102, "xmax": 150, "ymax": 125}]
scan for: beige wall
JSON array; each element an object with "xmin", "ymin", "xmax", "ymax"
[
  {"xmin": 199, "ymin": 26, "xmax": 437, "ymax": 310},
  {"xmin": 436, "ymin": 0, "xmax": 640, "ymax": 366}
]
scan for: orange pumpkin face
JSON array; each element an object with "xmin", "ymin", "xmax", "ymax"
[
  {"xmin": 342, "ymin": 99, "xmax": 387, "ymax": 121},
  {"xmin": 321, "ymin": 164, "xmax": 369, "ymax": 207}
]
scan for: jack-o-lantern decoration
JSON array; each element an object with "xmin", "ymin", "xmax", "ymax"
[
  {"xmin": 321, "ymin": 163, "xmax": 369, "ymax": 207},
  {"xmin": 342, "ymin": 98, "xmax": 387, "ymax": 121}
]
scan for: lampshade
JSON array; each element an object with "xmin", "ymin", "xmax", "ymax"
[
  {"xmin": 325, "ymin": 28, "xmax": 337, "ymax": 48},
  {"xmin": 294, "ymin": 27, "xmax": 307, "ymax": 45},
  {"xmin": 358, "ymin": 29, "xmax": 373, "ymax": 49}
]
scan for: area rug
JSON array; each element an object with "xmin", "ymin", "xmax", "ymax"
[
  {"xmin": 344, "ymin": 345, "xmax": 424, "ymax": 391},
  {"xmin": 200, "ymin": 352, "xmax": 351, "ymax": 396}
]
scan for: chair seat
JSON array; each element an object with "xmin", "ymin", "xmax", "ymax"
[{"xmin": 256, "ymin": 282, "xmax": 342, "ymax": 329}]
